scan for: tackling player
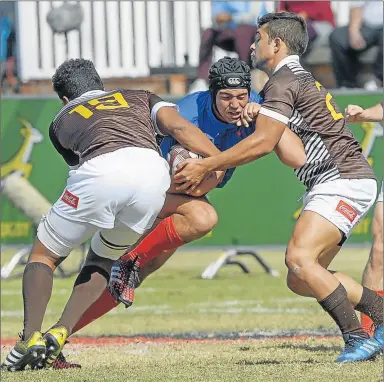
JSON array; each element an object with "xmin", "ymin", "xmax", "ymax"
[
  {"xmin": 346, "ymin": 102, "xmax": 383, "ymax": 335},
  {"xmin": 174, "ymin": 13, "xmax": 383, "ymax": 363},
  {"xmin": 2, "ymin": 58, "xmax": 223, "ymax": 372},
  {"xmin": 43, "ymin": 57, "xmax": 306, "ymax": 366}
]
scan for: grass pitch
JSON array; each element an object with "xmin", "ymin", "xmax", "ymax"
[{"xmin": 1, "ymin": 247, "xmax": 383, "ymax": 381}]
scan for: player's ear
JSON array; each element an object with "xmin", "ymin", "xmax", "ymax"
[
  {"xmin": 273, "ymin": 38, "xmax": 281, "ymax": 53},
  {"xmin": 62, "ymin": 96, "xmax": 69, "ymax": 105}
]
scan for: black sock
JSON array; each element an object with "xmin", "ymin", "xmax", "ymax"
[
  {"xmin": 23, "ymin": 262, "xmax": 54, "ymax": 340},
  {"xmin": 55, "ymin": 249, "xmax": 113, "ymax": 335},
  {"xmin": 319, "ymin": 283, "xmax": 366, "ymax": 337},
  {"xmin": 355, "ymin": 287, "xmax": 383, "ymax": 327}
]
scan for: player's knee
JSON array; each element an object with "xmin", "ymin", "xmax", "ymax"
[
  {"xmin": 186, "ymin": 200, "xmax": 218, "ymax": 236},
  {"xmin": 285, "ymin": 240, "xmax": 315, "ymax": 275}
]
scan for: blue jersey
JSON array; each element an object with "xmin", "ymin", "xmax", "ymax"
[{"xmin": 160, "ymin": 90, "xmax": 262, "ymax": 188}]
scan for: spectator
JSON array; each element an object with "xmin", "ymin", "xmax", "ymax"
[
  {"xmin": 1, "ymin": 1, "xmax": 18, "ymax": 93},
  {"xmin": 279, "ymin": 1, "xmax": 335, "ymax": 58},
  {"xmin": 329, "ymin": 1, "xmax": 383, "ymax": 89},
  {"xmin": 189, "ymin": 1, "xmax": 261, "ymax": 93}
]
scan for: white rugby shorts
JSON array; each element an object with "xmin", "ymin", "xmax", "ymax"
[
  {"xmin": 302, "ymin": 178, "xmax": 377, "ymax": 240},
  {"xmin": 52, "ymin": 147, "xmax": 170, "ymax": 234},
  {"xmin": 377, "ymin": 181, "xmax": 383, "ymax": 203}
]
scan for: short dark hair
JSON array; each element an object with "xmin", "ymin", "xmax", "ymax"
[
  {"xmin": 52, "ymin": 59, "xmax": 104, "ymax": 100},
  {"xmin": 258, "ymin": 12, "xmax": 308, "ymax": 56}
]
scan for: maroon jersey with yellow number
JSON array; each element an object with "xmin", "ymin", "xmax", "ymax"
[
  {"xmin": 49, "ymin": 89, "xmax": 164, "ymax": 166},
  {"xmin": 259, "ymin": 56, "xmax": 375, "ymax": 190}
]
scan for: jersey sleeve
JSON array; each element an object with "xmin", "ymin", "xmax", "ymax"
[
  {"xmin": 259, "ymin": 74, "xmax": 299, "ymax": 125},
  {"xmin": 147, "ymin": 92, "xmax": 179, "ymax": 136},
  {"xmin": 176, "ymin": 93, "xmax": 201, "ymax": 127}
]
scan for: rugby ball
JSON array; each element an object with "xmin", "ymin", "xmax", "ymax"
[{"xmin": 166, "ymin": 144, "xmax": 203, "ymax": 175}]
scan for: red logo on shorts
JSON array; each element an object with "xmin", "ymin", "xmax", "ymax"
[
  {"xmin": 336, "ymin": 200, "xmax": 357, "ymax": 223},
  {"xmin": 61, "ymin": 189, "xmax": 79, "ymax": 209}
]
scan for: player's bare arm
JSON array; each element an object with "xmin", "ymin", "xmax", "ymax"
[
  {"xmin": 274, "ymin": 128, "xmax": 306, "ymax": 169},
  {"xmin": 174, "ymin": 114, "xmax": 285, "ymax": 190},
  {"xmin": 236, "ymin": 102, "xmax": 306, "ymax": 168},
  {"xmin": 346, "ymin": 103, "xmax": 384, "ymax": 123},
  {"xmin": 156, "ymin": 107, "xmax": 221, "ymax": 158}
]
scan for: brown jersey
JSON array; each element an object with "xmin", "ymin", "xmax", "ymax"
[
  {"xmin": 259, "ymin": 56, "xmax": 375, "ymax": 190},
  {"xmin": 49, "ymin": 89, "xmax": 166, "ymax": 166}
]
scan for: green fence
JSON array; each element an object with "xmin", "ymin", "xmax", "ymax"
[{"xmin": 1, "ymin": 92, "xmax": 382, "ymax": 246}]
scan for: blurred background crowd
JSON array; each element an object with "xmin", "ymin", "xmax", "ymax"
[{"xmin": 1, "ymin": 1, "xmax": 383, "ymax": 95}]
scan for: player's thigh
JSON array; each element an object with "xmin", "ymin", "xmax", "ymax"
[
  {"xmin": 286, "ymin": 210, "xmax": 343, "ymax": 268},
  {"xmin": 158, "ymin": 193, "xmax": 218, "ymax": 230},
  {"xmin": 373, "ymin": 181, "xmax": 383, "ymax": 242},
  {"xmin": 287, "ymin": 178, "xmax": 377, "ymax": 267},
  {"xmin": 372, "ymin": 201, "xmax": 383, "ymax": 239},
  {"xmin": 370, "ymin": 202, "xmax": 383, "ymax": 269},
  {"xmin": 116, "ymin": 158, "xmax": 171, "ymax": 236},
  {"xmin": 37, "ymin": 208, "xmax": 98, "ymax": 258}
]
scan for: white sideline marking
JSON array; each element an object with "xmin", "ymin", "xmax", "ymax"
[
  {"xmin": 1, "ymin": 298, "xmax": 319, "ymax": 318},
  {"xmin": 1, "ymin": 287, "xmax": 157, "ymax": 296},
  {"xmin": 1, "ymin": 289, "xmax": 70, "ymax": 296}
]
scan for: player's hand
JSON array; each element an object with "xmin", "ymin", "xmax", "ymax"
[
  {"xmin": 349, "ymin": 29, "xmax": 366, "ymax": 50},
  {"xmin": 345, "ymin": 104, "xmax": 364, "ymax": 123},
  {"xmin": 237, "ymin": 103, "xmax": 261, "ymax": 127},
  {"xmin": 173, "ymin": 158, "xmax": 210, "ymax": 193}
]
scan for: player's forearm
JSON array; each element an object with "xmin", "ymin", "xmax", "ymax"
[
  {"xmin": 171, "ymin": 119, "xmax": 221, "ymax": 157},
  {"xmin": 157, "ymin": 108, "xmax": 220, "ymax": 157},
  {"xmin": 203, "ymin": 133, "xmax": 274, "ymax": 172},
  {"xmin": 360, "ymin": 104, "xmax": 384, "ymax": 122},
  {"xmin": 349, "ymin": 7, "xmax": 363, "ymax": 32}
]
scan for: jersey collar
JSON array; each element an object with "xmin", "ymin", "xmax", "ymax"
[{"xmin": 274, "ymin": 55, "xmax": 300, "ymax": 73}]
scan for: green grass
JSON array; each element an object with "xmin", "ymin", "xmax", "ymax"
[
  {"xmin": 1, "ymin": 340, "xmax": 382, "ymax": 382},
  {"xmin": 1, "ymin": 247, "xmax": 382, "ymax": 381}
]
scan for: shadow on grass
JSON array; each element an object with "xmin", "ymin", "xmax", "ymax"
[
  {"xmin": 236, "ymin": 358, "xmax": 318, "ymax": 366},
  {"xmin": 274, "ymin": 343, "xmax": 342, "ymax": 352}
]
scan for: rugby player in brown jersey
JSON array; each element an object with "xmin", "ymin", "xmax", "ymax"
[
  {"xmin": 175, "ymin": 12, "xmax": 383, "ymax": 363},
  {"xmin": 2, "ymin": 58, "xmax": 227, "ymax": 372},
  {"xmin": 346, "ymin": 102, "xmax": 384, "ymax": 335}
]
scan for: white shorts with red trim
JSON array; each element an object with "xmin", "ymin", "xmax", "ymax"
[
  {"xmin": 52, "ymin": 147, "xmax": 170, "ymax": 234},
  {"xmin": 302, "ymin": 178, "xmax": 377, "ymax": 239}
]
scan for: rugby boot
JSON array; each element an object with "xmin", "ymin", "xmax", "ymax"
[
  {"xmin": 1, "ymin": 331, "xmax": 46, "ymax": 371},
  {"xmin": 108, "ymin": 255, "xmax": 141, "ymax": 308},
  {"xmin": 31, "ymin": 339, "xmax": 81, "ymax": 370},
  {"xmin": 43, "ymin": 326, "xmax": 68, "ymax": 368},
  {"xmin": 372, "ymin": 323, "xmax": 383, "ymax": 352},
  {"xmin": 52, "ymin": 352, "xmax": 82, "ymax": 369},
  {"xmin": 336, "ymin": 332, "xmax": 381, "ymax": 363}
]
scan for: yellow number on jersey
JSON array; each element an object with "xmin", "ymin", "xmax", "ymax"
[
  {"xmin": 315, "ymin": 81, "xmax": 343, "ymax": 121},
  {"xmin": 69, "ymin": 92, "xmax": 129, "ymax": 119}
]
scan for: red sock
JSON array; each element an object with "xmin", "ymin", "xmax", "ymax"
[
  {"xmin": 72, "ymin": 288, "xmax": 118, "ymax": 334},
  {"xmin": 71, "ymin": 216, "xmax": 184, "ymax": 335},
  {"xmin": 361, "ymin": 290, "xmax": 383, "ymax": 336},
  {"xmin": 122, "ymin": 216, "xmax": 185, "ymax": 267}
]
